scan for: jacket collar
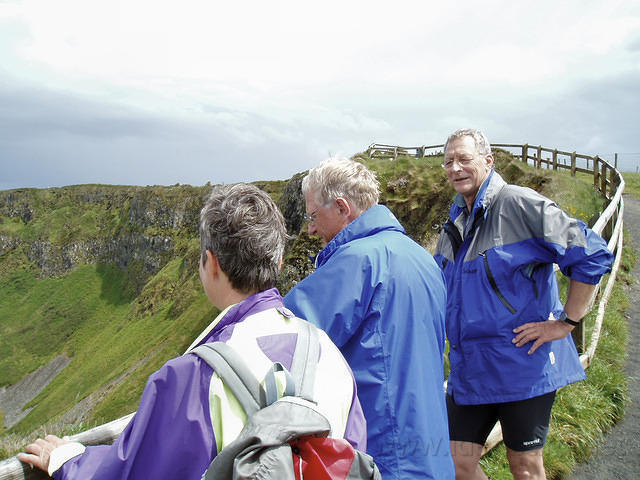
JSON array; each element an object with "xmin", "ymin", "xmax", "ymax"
[
  {"xmin": 315, "ymin": 204, "xmax": 405, "ymax": 268},
  {"xmin": 451, "ymin": 170, "xmax": 507, "ymax": 218},
  {"xmin": 185, "ymin": 288, "xmax": 291, "ymax": 351},
  {"xmin": 450, "ymin": 170, "xmax": 507, "ymax": 237}
]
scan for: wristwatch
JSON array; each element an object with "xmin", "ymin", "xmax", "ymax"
[{"xmin": 558, "ymin": 311, "xmax": 580, "ymax": 327}]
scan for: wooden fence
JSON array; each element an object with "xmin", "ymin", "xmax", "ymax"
[
  {"xmin": 0, "ymin": 143, "xmax": 626, "ymax": 477},
  {"xmin": 368, "ymin": 142, "xmax": 621, "ymax": 201}
]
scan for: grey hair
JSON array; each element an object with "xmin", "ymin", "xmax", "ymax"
[
  {"xmin": 199, "ymin": 183, "xmax": 288, "ymax": 293},
  {"xmin": 444, "ymin": 128, "xmax": 492, "ymax": 156},
  {"xmin": 301, "ymin": 158, "xmax": 380, "ymax": 213}
]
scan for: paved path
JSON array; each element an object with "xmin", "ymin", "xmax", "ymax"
[{"xmin": 566, "ymin": 193, "xmax": 640, "ymax": 479}]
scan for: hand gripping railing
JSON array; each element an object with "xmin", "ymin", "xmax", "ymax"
[{"xmin": 0, "ymin": 413, "xmax": 134, "ymax": 479}]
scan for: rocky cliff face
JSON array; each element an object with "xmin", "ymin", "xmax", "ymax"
[
  {"xmin": 23, "ymin": 234, "xmax": 175, "ymax": 278},
  {"xmin": 0, "ymin": 236, "xmax": 19, "ymax": 258},
  {"xmin": 0, "ymin": 192, "xmax": 35, "ymax": 223},
  {"xmin": 0, "ymin": 179, "xmax": 309, "ymax": 286},
  {"xmin": 277, "ymin": 172, "xmax": 307, "ymax": 236},
  {"xmin": 0, "ymin": 186, "xmax": 205, "ymax": 281}
]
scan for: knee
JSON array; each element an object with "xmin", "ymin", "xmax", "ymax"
[
  {"xmin": 509, "ymin": 466, "xmax": 545, "ymax": 480},
  {"xmin": 508, "ymin": 450, "xmax": 546, "ymax": 480}
]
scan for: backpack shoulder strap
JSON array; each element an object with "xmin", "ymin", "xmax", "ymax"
[
  {"xmin": 190, "ymin": 342, "xmax": 265, "ymax": 415},
  {"xmin": 289, "ymin": 320, "xmax": 321, "ymax": 402},
  {"xmin": 193, "ymin": 325, "xmax": 327, "ymax": 480},
  {"xmin": 191, "ymin": 320, "xmax": 321, "ymax": 410}
]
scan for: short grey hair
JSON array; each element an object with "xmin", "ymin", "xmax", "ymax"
[
  {"xmin": 199, "ymin": 183, "xmax": 287, "ymax": 293},
  {"xmin": 301, "ymin": 158, "xmax": 380, "ymax": 213},
  {"xmin": 444, "ymin": 128, "xmax": 492, "ymax": 156}
]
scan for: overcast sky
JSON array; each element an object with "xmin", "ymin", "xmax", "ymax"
[{"xmin": 1, "ymin": 0, "xmax": 639, "ymax": 191}]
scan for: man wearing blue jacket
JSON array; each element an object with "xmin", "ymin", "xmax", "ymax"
[
  {"xmin": 284, "ymin": 158, "xmax": 455, "ymax": 480},
  {"xmin": 434, "ymin": 129, "xmax": 614, "ymax": 480}
]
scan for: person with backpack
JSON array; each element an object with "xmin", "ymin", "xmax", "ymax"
[
  {"xmin": 283, "ymin": 158, "xmax": 455, "ymax": 479},
  {"xmin": 18, "ymin": 183, "xmax": 368, "ymax": 479}
]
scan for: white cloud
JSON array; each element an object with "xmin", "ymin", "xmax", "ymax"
[{"xmin": 1, "ymin": 0, "xmax": 639, "ymax": 190}]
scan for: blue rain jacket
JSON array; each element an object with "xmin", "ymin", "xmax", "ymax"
[
  {"xmin": 284, "ymin": 205, "xmax": 454, "ymax": 480},
  {"xmin": 434, "ymin": 170, "xmax": 613, "ymax": 405}
]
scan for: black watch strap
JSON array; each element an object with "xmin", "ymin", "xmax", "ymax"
[{"xmin": 559, "ymin": 311, "xmax": 580, "ymax": 327}]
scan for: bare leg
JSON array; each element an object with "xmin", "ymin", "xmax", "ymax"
[
  {"xmin": 450, "ymin": 441, "xmax": 489, "ymax": 480},
  {"xmin": 506, "ymin": 447, "xmax": 546, "ymax": 480}
]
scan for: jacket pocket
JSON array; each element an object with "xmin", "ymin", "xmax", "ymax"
[
  {"xmin": 520, "ymin": 262, "xmax": 543, "ymax": 299},
  {"xmin": 479, "ymin": 251, "xmax": 517, "ymax": 314}
]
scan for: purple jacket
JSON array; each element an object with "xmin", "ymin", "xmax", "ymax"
[{"xmin": 53, "ymin": 288, "xmax": 366, "ymax": 479}]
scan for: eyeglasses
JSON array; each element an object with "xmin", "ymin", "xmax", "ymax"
[
  {"xmin": 303, "ymin": 209, "xmax": 319, "ymax": 225},
  {"xmin": 441, "ymin": 156, "xmax": 475, "ymax": 170}
]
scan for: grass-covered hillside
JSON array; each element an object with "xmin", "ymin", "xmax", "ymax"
[
  {"xmin": 622, "ymin": 171, "xmax": 640, "ymax": 197},
  {"xmin": 0, "ymin": 152, "xmax": 623, "ymax": 479},
  {"xmin": 0, "ymin": 184, "xmax": 214, "ymax": 437}
]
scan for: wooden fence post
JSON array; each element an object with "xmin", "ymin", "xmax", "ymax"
[
  {"xmin": 522, "ymin": 144, "xmax": 529, "ymax": 164},
  {"xmin": 553, "ymin": 149, "xmax": 558, "ymax": 170},
  {"xmin": 593, "ymin": 156, "xmax": 600, "ymax": 189},
  {"xmin": 613, "ymin": 168, "xmax": 621, "ymax": 200},
  {"xmin": 609, "ymin": 164, "xmax": 616, "ymax": 199},
  {"xmin": 536, "ymin": 146, "xmax": 542, "ymax": 169},
  {"xmin": 571, "ymin": 152, "xmax": 577, "ymax": 177},
  {"xmin": 572, "ymin": 323, "xmax": 586, "ymax": 355}
]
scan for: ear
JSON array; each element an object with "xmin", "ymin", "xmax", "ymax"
[
  {"xmin": 335, "ymin": 197, "xmax": 352, "ymax": 217},
  {"xmin": 485, "ymin": 154, "xmax": 495, "ymax": 169},
  {"xmin": 277, "ymin": 256, "xmax": 283, "ymax": 271},
  {"xmin": 203, "ymin": 249, "xmax": 220, "ymax": 278}
]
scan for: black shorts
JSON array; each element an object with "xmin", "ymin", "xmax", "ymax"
[{"xmin": 446, "ymin": 391, "xmax": 556, "ymax": 452}]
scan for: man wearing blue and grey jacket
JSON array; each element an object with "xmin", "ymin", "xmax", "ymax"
[
  {"xmin": 284, "ymin": 158, "xmax": 455, "ymax": 480},
  {"xmin": 434, "ymin": 129, "xmax": 613, "ymax": 480}
]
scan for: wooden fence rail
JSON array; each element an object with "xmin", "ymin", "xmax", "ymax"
[
  {"xmin": 0, "ymin": 143, "xmax": 626, "ymax": 477},
  {"xmin": 0, "ymin": 414, "xmax": 134, "ymax": 480}
]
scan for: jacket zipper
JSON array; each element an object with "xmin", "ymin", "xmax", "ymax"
[
  {"xmin": 479, "ymin": 251, "xmax": 517, "ymax": 314},
  {"xmin": 523, "ymin": 263, "xmax": 539, "ymax": 299}
]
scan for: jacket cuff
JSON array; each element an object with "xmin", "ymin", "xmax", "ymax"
[
  {"xmin": 566, "ymin": 271, "xmax": 601, "ymax": 285},
  {"xmin": 48, "ymin": 442, "xmax": 86, "ymax": 476}
]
